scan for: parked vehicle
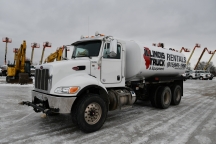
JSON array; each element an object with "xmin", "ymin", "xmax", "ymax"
[
  {"xmin": 20, "ymin": 32, "xmax": 187, "ymax": 133},
  {"xmin": 195, "ymin": 70, "xmax": 211, "ymax": 80},
  {"xmin": 0, "ymin": 68, "xmax": 2, "ymax": 76},
  {"xmin": 182, "ymin": 70, "xmax": 190, "ymax": 81},
  {"xmin": 0, "ymin": 65, "xmax": 7, "ymax": 76},
  {"xmin": 188, "ymin": 70, "xmax": 200, "ymax": 79},
  {"xmin": 30, "ymin": 66, "xmax": 35, "ymax": 76}
]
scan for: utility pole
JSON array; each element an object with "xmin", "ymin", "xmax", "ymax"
[{"xmin": 2, "ymin": 37, "xmax": 12, "ymax": 65}]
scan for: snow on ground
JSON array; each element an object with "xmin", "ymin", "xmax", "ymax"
[{"xmin": 0, "ymin": 77, "xmax": 216, "ymax": 144}]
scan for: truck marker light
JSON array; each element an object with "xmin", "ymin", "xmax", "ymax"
[{"xmin": 69, "ymin": 87, "xmax": 79, "ymax": 94}]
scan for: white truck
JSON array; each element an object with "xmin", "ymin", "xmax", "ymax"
[
  {"xmin": 20, "ymin": 32, "xmax": 187, "ymax": 133},
  {"xmin": 188, "ymin": 70, "xmax": 200, "ymax": 79}
]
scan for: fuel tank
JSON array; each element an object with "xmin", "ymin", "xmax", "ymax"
[{"xmin": 124, "ymin": 40, "xmax": 187, "ymax": 81}]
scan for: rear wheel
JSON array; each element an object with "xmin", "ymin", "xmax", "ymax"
[
  {"xmin": 189, "ymin": 76, "xmax": 193, "ymax": 79},
  {"xmin": 76, "ymin": 94, "xmax": 107, "ymax": 133},
  {"xmin": 150, "ymin": 86, "xmax": 161, "ymax": 108},
  {"xmin": 171, "ymin": 85, "xmax": 182, "ymax": 105},
  {"xmin": 156, "ymin": 86, "xmax": 171, "ymax": 109},
  {"xmin": 199, "ymin": 76, "xmax": 203, "ymax": 80}
]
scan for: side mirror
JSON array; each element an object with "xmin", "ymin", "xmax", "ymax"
[{"xmin": 109, "ymin": 39, "xmax": 117, "ymax": 57}]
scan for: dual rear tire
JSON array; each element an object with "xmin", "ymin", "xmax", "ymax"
[{"xmin": 151, "ymin": 85, "xmax": 182, "ymax": 109}]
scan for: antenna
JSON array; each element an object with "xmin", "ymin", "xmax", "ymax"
[{"xmin": 88, "ymin": 16, "xmax": 89, "ymax": 37}]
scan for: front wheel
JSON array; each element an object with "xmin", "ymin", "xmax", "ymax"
[{"xmin": 76, "ymin": 94, "xmax": 107, "ymax": 133}]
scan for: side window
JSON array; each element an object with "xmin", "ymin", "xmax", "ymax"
[
  {"xmin": 103, "ymin": 43, "xmax": 121, "ymax": 59},
  {"xmin": 103, "ymin": 43, "xmax": 110, "ymax": 58}
]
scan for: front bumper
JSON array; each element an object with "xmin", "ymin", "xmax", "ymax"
[{"xmin": 31, "ymin": 90, "xmax": 77, "ymax": 113}]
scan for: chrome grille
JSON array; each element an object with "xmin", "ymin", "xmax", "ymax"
[{"xmin": 35, "ymin": 69, "xmax": 49, "ymax": 90}]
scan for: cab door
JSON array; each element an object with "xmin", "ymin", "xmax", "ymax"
[{"xmin": 100, "ymin": 42, "xmax": 122, "ymax": 84}]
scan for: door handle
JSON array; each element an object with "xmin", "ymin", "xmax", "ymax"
[{"xmin": 117, "ymin": 75, "xmax": 120, "ymax": 81}]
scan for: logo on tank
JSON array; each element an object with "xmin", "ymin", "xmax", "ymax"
[
  {"xmin": 143, "ymin": 47, "xmax": 187, "ymax": 70},
  {"xmin": 143, "ymin": 47, "xmax": 165, "ymax": 70}
]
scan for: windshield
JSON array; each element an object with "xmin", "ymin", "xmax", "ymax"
[{"xmin": 72, "ymin": 40, "xmax": 102, "ymax": 58}]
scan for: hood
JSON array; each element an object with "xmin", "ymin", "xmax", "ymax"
[{"xmin": 35, "ymin": 59, "xmax": 91, "ymax": 87}]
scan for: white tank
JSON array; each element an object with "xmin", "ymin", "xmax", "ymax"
[{"xmin": 124, "ymin": 40, "xmax": 187, "ymax": 81}]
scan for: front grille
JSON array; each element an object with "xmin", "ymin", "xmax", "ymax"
[{"xmin": 35, "ymin": 69, "xmax": 49, "ymax": 90}]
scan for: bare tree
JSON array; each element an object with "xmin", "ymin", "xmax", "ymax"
[
  {"xmin": 194, "ymin": 61, "xmax": 216, "ymax": 76},
  {"xmin": 186, "ymin": 62, "xmax": 191, "ymax": 70}
]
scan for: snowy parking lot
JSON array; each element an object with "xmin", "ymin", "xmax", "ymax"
[{"xmin": 0, "ymin": 77, "xmax": 216, "ymax": 144}]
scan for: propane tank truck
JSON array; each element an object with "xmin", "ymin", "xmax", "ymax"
[{"xmin": 20, "ymin": 32, "xmax": 187, "ymax": 133}]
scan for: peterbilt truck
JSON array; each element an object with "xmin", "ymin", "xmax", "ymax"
[{"xmin": 20, "ymin": 32, "xmax": 187, "ymax": 133}]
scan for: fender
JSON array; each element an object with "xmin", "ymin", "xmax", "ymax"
[{"xmin": 50, "ymin": 73, "xmax": 108, "ymax": 96}]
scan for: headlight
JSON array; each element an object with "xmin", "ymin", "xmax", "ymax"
[{"xmin": 54, "ymin": 86, "xmax": 79, "ymax": 94}]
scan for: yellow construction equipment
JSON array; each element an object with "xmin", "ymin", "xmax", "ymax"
[
  {"xmin": 6, "ymin": 40, "xmax": 33, "ymax": 84},
  {"xmin": 44, "ymin": 46, "xmax": 64, "ymax": 63},
  {"xmin": 44, "ymin": 46, "xmax": 69, "ymax": 63},
  {"xmin": 40, "ymin": 41, "xmax": 51, "ymax": 65},
  {"xmin": 187, "ymin": 43, "xmax": 201, "ymax": 65},
  {"xmin": 204, "ymin": 50, "xmax": 216, "ymax": 70},
  {"xmin": 194, "ymin": 47, "xmax": 212, "ymax": 70}
]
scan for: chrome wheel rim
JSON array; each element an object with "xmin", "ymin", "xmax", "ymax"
[
  {"xmin": 164, "ymin": 91, "xmax": 171, "ymax": 105},
  {"xmin": 176, "ymin": 90, "xmax": 181, "ymax": 101},
  {"xmin": 84, "ymin": 102, "xmax": 102, "ymax": 125}
]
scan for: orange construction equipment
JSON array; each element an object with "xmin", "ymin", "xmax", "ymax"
[
  {"xmin": 2, "ymin": 37, "xmax": 12, "ymax": 65},
  {"xmin": 194, "ymin": 47, "xmax": 213, "ymax": 70},
  {"xmin": 187, "ymin": 43, "xmax": 201, "ymax": 65},
  {"xmin": 204, "ymin": 50, "xmax": 216, "ymax": 70},
  {"xmin": 180, "ymin": 47, "xmax": 190, "ymax": 53},
  {"xmin": 40, "ymin": 41, "xmax": 51, "ymax": 65},
  {"xmin": 30, "ymin": 42, "xmax": 40, "ymax": 65}
]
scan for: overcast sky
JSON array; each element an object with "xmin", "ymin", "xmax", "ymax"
[{"xmin": 0, "ymin": 0, "xmax": 216, "ymax": 68}]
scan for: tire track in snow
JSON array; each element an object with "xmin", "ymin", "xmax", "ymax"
[
  {"xmin": 130, "ymin": 97, "xmax": 213, "ymax": 144},
  {"xmin": 4, "ymin": 95, "xmax": 204, "ymax": 144},
  {"xmin": 61, "ymin": 95, "xmax": 209, "ymax": 143},
  {"xmin": 167, "ymin": 98, "xmax": 216, "ymax": 144}
]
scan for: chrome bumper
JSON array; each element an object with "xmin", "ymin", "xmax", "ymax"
[{"xmin": 32, "ymin": 90, "xmax": 76, "ymax": 113}]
